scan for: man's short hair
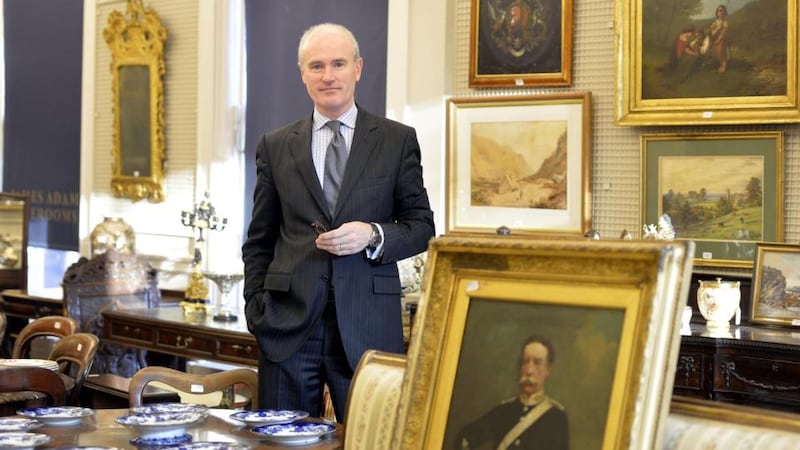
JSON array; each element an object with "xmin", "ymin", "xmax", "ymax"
[
  {"xmin": 297, "ymin": 23, "xmax": 361, "ymax": 67},
  {"xmin": 519, "ymin": 335, "xmax": 555, "ymax": 365}
]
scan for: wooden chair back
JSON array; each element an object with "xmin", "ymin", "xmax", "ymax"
[
  {"xmin": 11, "ymin": 315, "xmax": 78, "ymax": 359},
  {"xmin": 48, "ymin": 332, "xmax": 100, "ymax": 404},
  {"xmin": 0, "ymin": 366, "xmax": 67, "ymax": 406},
  {"xmin": 128, "ymin": 366, "xmax": 258, "ymax": 409},
  {"xmin": 0, "ymin": 309, "xmax": 7, "ymax": 357}
]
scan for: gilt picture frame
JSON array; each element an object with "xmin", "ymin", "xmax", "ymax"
[
  {"xmin": 750, "ymin": 243, "xmax": 800, "ymax": 327},
  {"xmin": 445, "ymin": 93, "xmax": 592, "ymax": 236},
  {"xmin": 469, "ymin": 0, "xmax": 573, "ymax": 87},
  {"xmin": 615, "ymin": 0, "xmax": 800, "ymax": 125},
  {"xmin": 393, "ymin": 235, "xmax": 695, "ymax": 450},
  {"xmin": 669, "ymin": 396, "xmax": 800, "ymax": 444},
  {"xmin": 642, "ymin": 132, "xmax": 783, "ymax": 269}
]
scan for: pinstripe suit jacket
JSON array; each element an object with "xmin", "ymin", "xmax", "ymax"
[{"xmin": 242, "ymin": 107, "xmax": 435, "ymax": 369}]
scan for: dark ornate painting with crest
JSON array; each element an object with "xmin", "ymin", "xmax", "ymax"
[{"xmin": 470, "ymin": 0, "xmax": 573, "ymax": 87}]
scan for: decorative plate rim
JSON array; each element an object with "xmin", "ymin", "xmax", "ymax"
[{"xmin": 229, "ymin": 409, "xmax": 309, "ymax": 425}]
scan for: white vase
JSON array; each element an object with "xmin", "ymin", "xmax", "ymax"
[
  {"xmin": 697, "ymin": 277, "xmax": 740, "ymax": 328},
  {"xmin": 90, "ymin": 217, "xmax": 136, "ymax": 255}
]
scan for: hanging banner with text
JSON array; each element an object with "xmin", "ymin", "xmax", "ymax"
[{"xmin": 3, "ymin": 0, "xmax": 83, "ymax": 250}]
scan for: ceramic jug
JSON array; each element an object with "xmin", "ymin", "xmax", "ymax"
[{"xmin": 697, "ymin": 277, "xmax": 741, "ymax": 328}]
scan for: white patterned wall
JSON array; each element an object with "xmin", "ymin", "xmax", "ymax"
[{"xmin": 448, "ymin": 0, "xmax": 800, "ymax": 278}]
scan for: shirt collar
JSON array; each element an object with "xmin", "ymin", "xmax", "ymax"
[
  {"xmin": 518, "ymin": 390, "xmax": 546, "ymax": 406},
  {"xmin": 314, "ymin": 104, "xmax": 358, "ymax": 131}
]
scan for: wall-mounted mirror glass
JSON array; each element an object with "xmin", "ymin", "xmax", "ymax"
[
  {"xmin": 104, "ymin": 0, "xmax": 167, "ymax": 202},
  {"xmin": 0, "ymin": 193, "xmax": 29, "ymax": 289}
]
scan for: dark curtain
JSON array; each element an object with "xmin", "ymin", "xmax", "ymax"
[
  {"xmin": 3, "ymin": 0, "xmax": 83, "ymax": 250},
  {"xmin": 243, "ymin": 1, "xmax": 388, "ymax": 234}
]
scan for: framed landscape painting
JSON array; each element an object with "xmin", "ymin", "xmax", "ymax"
[
  {"xmin": 642, "ymin": 132, "xmax": 783, "ymax": 268},
  {"xmin": 445, "ymin": 93, "xmax": 592, "ymax": 236},
  {"xmin": 469, "ymin": 0, "xmax": 573, "ymax": 87},
  {"xmin": 751, "ymin": 243, "xmax": 800, "ymax": 327},
  {"xmin": 615, "ymin": 0, "xmax": 800, "ymax": 125},
  {"xmin": 394, "ymin": 235, "xmax": 695, "ymax": 450}
]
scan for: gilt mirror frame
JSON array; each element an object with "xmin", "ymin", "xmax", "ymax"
[
  {"xmin": 103, "ymin": 0, "xmax": 167, "ymax": 202},
  {"xmin": 0, "ymin": 193, "xmax": 29, "ymax": 290}
]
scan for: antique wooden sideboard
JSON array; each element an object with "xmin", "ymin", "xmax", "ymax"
[
  {"xmin": 674, "ymin": 323, "xmax": 800, "ymax": 412},
  {"xmin": 101, "ymin": 304, "xmax": 257, "ymax": 366}
]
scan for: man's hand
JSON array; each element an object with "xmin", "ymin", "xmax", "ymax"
[{"xmin": 315, "ymin": 221, "xmax": 372, "ymax": 255}]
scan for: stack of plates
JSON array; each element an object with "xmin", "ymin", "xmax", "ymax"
[
  {"xmin": 116, "ymin": 410, "xmax": 206, "ymax": 447},
  {"xmin": 229, "ymin": 409, "xmax": 308, "ymax": 427},
  {"xmin": 0, "ymin": 359, "xmax": 59, "ymax": 372},
  {"xmin": 130, "ymin": 403, "xmax": 209, "ymax": 416},
  {"xmin": 0, "ymin": 432, "xmax": 51, "ymax": 448},
  {"xmin": 16, "ymin": 406, "xmax": 94, "ymax": 426},
  {"xmin": 0, "ymin": 418, "xmax": 41, "ymax": 432},
  {"xmin": 251, "ymin": 420, "xmax": 336, "ymax": 446}
]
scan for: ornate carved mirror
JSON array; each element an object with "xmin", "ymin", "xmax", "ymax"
[
  {"xmin": 103, "ymin": 0, "xmax": 167, "ymax": 202},
  {"xmin": 0, "ymin": 193, "xmax": 29, "ymax": 289}
]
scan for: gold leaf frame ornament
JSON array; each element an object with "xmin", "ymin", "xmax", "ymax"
[
  {"xmin": 393, "ymin": 235, "xmax": 695, "ymax": 449},
  {"xmin": 103, "ymin": 0, "xmax": 167, "ymax": 202}
]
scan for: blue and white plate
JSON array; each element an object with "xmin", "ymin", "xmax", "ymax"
[
  {"xmin": 16, "ymin": 406, "xmax": 94, "ymax": 426},
  {"xmin": 116, "ymin": 411, "xmax": 205, "ymax": 439},
  {"xmin": 49, "ymin": 447, "xmax": 122, "ymax": 450},
  {"xmin": 130, "ymin": 403, "xmax": 209, "ymax": 416},
  {"xmin": 251, "ymin": 421, "xmax": 336, "ymax": 446},
  {"xmin": 0, "ymin": 417, "xmax": 42, "ymax": 431},
  {"xmin": 130, "ymin": 433, "xmax": 192, "ymax": 449},
  {"xmin": 158, "ymin": 443, "xmax": 250, "ymax": 450},
  {"xmin": 229, "ymin": 409, "xmax": 308, "ymax": 426},
  {"xmin": 0, "ymin": 432, "xmax": 51, "ymax": 448},
  {"xmin": 0, "ymin": 359, "xmax": 59, "ymax": 372}
]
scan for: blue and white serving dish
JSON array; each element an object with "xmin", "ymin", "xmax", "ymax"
[
  {"xmin": 251, "ymin": 421, "xmax": 336, "ymax": 446},
  {"xmin": 0, "ymin": 432, "xmax": 51, "ymax": 448},
  {"xmin": 130, "ymin": 433, "xmax": 192, "ymax": 448},
  {"xmin": 0, "ymin": 418, "xmax": 41, "ymax": 432},
  {"xmin": 158, "ymin": 443, "xmax": 250, "ymax": 450},
  {"xmin": 116, "ymin": 411, "xmax": 206, "ymax": 439},
  {"xmin": 229, "ymin": 409, "xmax": 308, "ymax": 427},
  {"xmin": 130, "ymin": 403, "xmax": 209, "ymax": 416},
  {"xmin": 16, "ymin": 406, "xmax": 94, "ymax": 426}
]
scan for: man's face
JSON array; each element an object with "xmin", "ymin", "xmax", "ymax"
[
  {"xmin": 299, "ymin": 28, "xmax": 363, "ymax": 119},
  {"xmin": 518, "ymin": 342, "xmax": 551, "ymax": 397}
]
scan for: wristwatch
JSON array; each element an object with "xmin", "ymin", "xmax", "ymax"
[{"xmin": 368, "ymin": 223, "xmax": 382, "ymax": 249}]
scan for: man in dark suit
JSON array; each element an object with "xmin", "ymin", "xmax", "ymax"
[{"xmin": 241, "ymin": 22, "xmax": 435, "ymax": 422}]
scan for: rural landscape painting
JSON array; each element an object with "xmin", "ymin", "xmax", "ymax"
[
  {"xmin": 752, "ymin": 243, "xmax": 800, "ymax": 326},
  {"xmin": 658, "ymin": 155, "xmax": 763, "ymax": 241},
  {"xmin": 642, "ymin": 132, "xmax": 782, "ymax": 267},
  {"xmin": 641, "ymin": 0, "xmax": 787, "ymax": 100},
  {"xmin": 445, "ymin": 94, "xmax": 591, "ymax": 236},
  {"xmin": 470, "ymin": 120, "xmax": 567, "ymax": 210}
]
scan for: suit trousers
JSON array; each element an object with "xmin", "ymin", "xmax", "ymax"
[{"xmin": 258, "ymin": 294, "xmax": 354, "ymax": 422}]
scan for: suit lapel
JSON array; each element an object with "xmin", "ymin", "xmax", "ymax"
[
  {"xmin": 333, "ymin": 110, "xmax": 378, "ymax": 219},
  {"xmin": 288, "ymin": 117, "xmax": 329, "ymax": 217}
]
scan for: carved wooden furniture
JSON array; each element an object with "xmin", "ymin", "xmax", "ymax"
[
  {"xmin": 128, "ymin": 366, "xmax": 258, "ymax": 409},
  {"xmin": 0, "ymin": 288, "xmax": 64, "ymax": 352},
  {"xmin": 11, "ymin": 315, "xmax": 78, "ymax": 359},
  {"xmin": 0, "ymin": 366, "xmax": 67, "ymax": 415},
  {"xmin": 62, "ymin": 250, "xmax": 160, "ymax": 376},
  {"xmin": 102, "ymin": 305, "xmax": 257, "ymax": 366},
  {"xmin": 674, "ymin": 323, "xmax": 800, "ymax": 412},
  {"xmin": 49, "ymin": 333, "xmax": 100, "ymax": 405}
]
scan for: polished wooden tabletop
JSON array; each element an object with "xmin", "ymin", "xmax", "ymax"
[{"xmin": 36, "ymin": 408, "xmax": 343, "ymax": 449}]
